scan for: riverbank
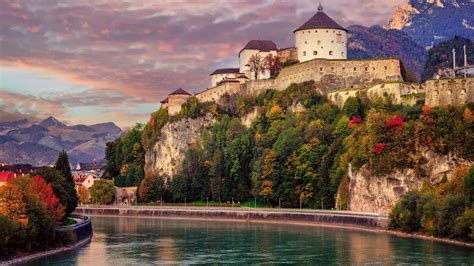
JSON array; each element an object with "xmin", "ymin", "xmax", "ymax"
[
  {"xmin": 75, "ymin": 206, "xmax": 388, "ymax": 229},
  {"xmin": 0, "ymin": 215, "xmax": 93, "ymax": 266},
  {"xmin": 75, "ymin": 206, "xmax": 474, "ymax": 249}
]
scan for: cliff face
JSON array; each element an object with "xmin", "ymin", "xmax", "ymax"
[
  {"xmin": 347, "ymin": 150, "xmax": 470, "ymax": 214},
  {"xmin": 144, "ymin": 115, "xmax": 214, "ymax": 180}
]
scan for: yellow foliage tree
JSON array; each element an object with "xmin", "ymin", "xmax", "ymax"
[
  {"xmin": 0, "ymin": 183, "xmax": 28, "ymax": 226},
  {"xmin": 77, "ymin": 185, "xmax": 90, "ymax": 204}
]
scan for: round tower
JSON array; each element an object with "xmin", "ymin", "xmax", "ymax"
[{"xmin": 294, "ymin": 4, "xmax": 347, "ymax": 62}]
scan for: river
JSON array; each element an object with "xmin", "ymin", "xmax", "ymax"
[{"xmin": 31, "ymin": 216, "xmax": 473, "ymax": 265}]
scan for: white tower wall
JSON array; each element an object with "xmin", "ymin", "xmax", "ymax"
[{"xmin": 295, "ymin": 29, "xmax": 347, "ymax": 62}]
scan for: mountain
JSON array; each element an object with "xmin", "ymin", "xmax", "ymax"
[
  {"xmin": 386, "ymin": 0, "xmax": 474, "ymax": 47},
  {"xmin": 0, "ymin": 117, "xmax": 122, "ymax": 166},
  {"xmin": 90, "ymin": 122, "xmax": 122, "ymax": 134},
  {"xmin": 39, "ymin": 116, "xmax": 67, "ymax": 129},
  {"xmin": 348, "ymin": 25, "xmax": 425, "ymax": 75},
  {"xmin": 420, "ymin": 36, "xmax": 474, "ymax": 80}
]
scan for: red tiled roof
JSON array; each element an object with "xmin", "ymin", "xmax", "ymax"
[
  {"xmin": 210, "ymin": 68, "xmax": 240, "ymax": 76},
  {"xmin": 169, "ymin": 88, "xmax": 191, "ymax": 96},
  {"xmin": 294, "ymin": 5, "xmax": 346, "ymax": 32},
  {"xmin": 0, "ymin": 171, "xmax": 16, "ymax": 183},
  {"xmin": 240, "ymin": 40, "xmax": 277, "ymax": 54}
]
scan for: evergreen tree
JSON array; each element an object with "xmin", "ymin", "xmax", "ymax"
[{"xmin": 54, "ymin": 151, "xmax": 78, "ymax": 217}]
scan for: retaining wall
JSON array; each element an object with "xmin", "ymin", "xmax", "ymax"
[{"xmin": 75, "ymin": 207, "xmax": 388, "ymax": 229}]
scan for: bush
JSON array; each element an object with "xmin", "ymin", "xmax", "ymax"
[
  {"xmin": 0, "ymin": 215, "xmax": 15, "ymax": 257},
  {"xmin": 389, "ymin": 191, "xmax": 421, "ymax": 232},
  {"xmin": 90, "ymin": 180, "xmax": 115, "ymax": 205},
  {"xmin": 436, "ymin": 195, "xmax": 466, "ymax": 237},
  {"xmin": 453, "ymin": 210, "xmax": 474, "ymax": 242}
]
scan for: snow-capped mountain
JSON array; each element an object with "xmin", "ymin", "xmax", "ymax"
[{"xmin": 386, "ymin": 0, "xmax": 474, "ymax": 47}]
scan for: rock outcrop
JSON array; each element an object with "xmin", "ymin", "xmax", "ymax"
[
  {"xmin": 347, "ymin": 150, "xmax": 470, "ymax": 214},
  {"xmin": 144, "ymin": 115, "xmax": 214, "ymax": 181}
]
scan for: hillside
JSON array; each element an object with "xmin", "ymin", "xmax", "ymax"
[
  {"xmin": 109, "ymin": 82, "xmax": 473, "ymax": 215},
  {"xmin": 421, "ymin": 36, "xmax": 474, "ymax": 81},
  {"xmin": 348, "ymin": 25, "xmax": 425, "ymax": 75},
  {"xmin": 386, "ymin": 0, "xmax": 474, "ymax": 47},
  {"xmin": 0, "ymin": 117, "xmax": 122, "ymax": 166}
]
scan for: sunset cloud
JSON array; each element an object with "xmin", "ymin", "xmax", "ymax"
[{"xmin": 0, "ymin": 0, "xmax": 405, "ymax": 127}]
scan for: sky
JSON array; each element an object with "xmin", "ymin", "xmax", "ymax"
[{"xmin": 0, "ymin": 0, "xmax": 406, "ymax": 128}]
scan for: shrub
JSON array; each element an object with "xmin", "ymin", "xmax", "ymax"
[
  {"xmin": 435, "ymin": 195, "xmax": 466, "ymax": 237},
  {"xmin": 90, "ymin": 180, "xmax": 115, "ymax": 205},
  {"xmin": 389, "ymin": 191, "xmax": 421, "ymax": 232},
  {"xmin": 453, "ymin": 210, "xmax": 474, "ymax": 242}
]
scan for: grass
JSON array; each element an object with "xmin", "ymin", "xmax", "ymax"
[{"xmin": 63, "ymin": 217, "xmax": 76, "ymax": 226}]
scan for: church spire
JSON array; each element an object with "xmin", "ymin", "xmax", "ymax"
[{"xmin": 318, "ymin": 3, "xmax": 323, "ymax": 12}]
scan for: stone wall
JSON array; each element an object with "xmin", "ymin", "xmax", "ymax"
[
  {"xmin": 115, "ymin": 187, "xmax": 138, "ymax": 205},
  {"xmin": 245, "ymin": 79, "xmax": 276, "ymax": 95},
  {"xmin": 75, "ymin": 207, "xmax": 388, "ymax": 229},
  {"xmin": 168, "ymin": 95, "xmax": 190, "ymax": 116},
  {"xmin": 425, "ymin": 77, "xmax": 474, "ymax": 107},
  {"xmin": 274, "ymin": 58, "xmax": 402, "ymax": 93},
  {"xmin": 195, "ymin": 82, "xmax": 242, "ymax": 103},
  {"xmin": 327, "ymin": 89, "xmax": 364, "ymax": 108}
]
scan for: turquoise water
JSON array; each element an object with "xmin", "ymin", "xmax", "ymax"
[{"xmin": 32, "ymin": 216, "xmax": 473, "ymax": 265}]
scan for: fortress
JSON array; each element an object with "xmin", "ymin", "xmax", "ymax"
[{"xmin": 160, "ymin": 4, "xmax": 473, "ymax": 116}]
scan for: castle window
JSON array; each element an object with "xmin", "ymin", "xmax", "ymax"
[
  {"xmin": 305, "ymin": 41, "xmax": 307, "ymax": 44},
  {"xmin": 326, "ymin": 30, "xmax": 329, "ymax": 33},
  {"xmin": 331, "ymin": 67, "xmax": 335, "ymax": 71},
  {"xmin": 336, "ymin": 34, "xmax": 343, "ymax": 43},
  {"xmin": 331, "ymin": 40, "xmax": 334, "ymax": 43},
  {"xmin": 372, "ymin": 67, "xmax": 375, "ymax": 71},
  {"xmin": 342, "ymin": 67, "xmax": 345, "ymax": 71},
  {"xmin": 303, "ymin": 51, "xmax": 306, "ymax": 56},
  {"xmin": 354, "ymin": 67, "xmax": 357, "ymax": 71},
  {"xmin": 329, "ymin": 51, "xmax": 333, "ymax": 55},
  {"xmin": 315, "ymin": 30, "xmax": 318, "ymax": 33},
  {"xmin": 341, "ymin": 52, "xmax": 345, "ymax": 56},
  {"xmin": 317, "ymin": 40, "xmax": 321, "ymax": 45},
  {"xmin": 313, "ymin": 51, "xmax": 317, "ymax": 55},
  {"xmin": 308, "ymin": 31, "xmax": 311, "ymax": 33},
  {"xmin": 365, "ymin": 67, "xmax": 368, "ymax": 71},
  {"xmin": 333, "ymin": 30, "xmax": 335, "ymax": 33},
  {"xmin": 320, "ymin": 67, "xmax": 323, "ymax": 72},
  {"xmin": 384, "ymin": 66, "xmax": 388, "ymax": 70}
]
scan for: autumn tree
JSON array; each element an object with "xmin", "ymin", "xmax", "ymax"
[
  {"xmin": 138, "ymin": 175, "xmax": 165, "ymax": 203},
  {"xmin": 77, "ymin": 185, "xmax": 90, "ymax": 205}
]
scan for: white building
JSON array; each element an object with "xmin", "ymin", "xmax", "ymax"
[
  {"xmin": 210, "ymin": 68, "xmax": 240, "ymax": 87},
  {"xmin": 239, "ymin": 40, "xmax": 278, "ymax": 80},
  {"xmin": 294, "ymin": 4, "xmax": 347, "ymax": 62}
]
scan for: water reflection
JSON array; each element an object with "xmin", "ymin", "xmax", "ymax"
[{"xmin": 31, "ymin": 216, "xmax": 474, "ymax": 265}]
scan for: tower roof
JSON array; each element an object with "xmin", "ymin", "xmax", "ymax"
[
  {"xmin": 210, "ymin": 68, "xmax": 240, "ymax": 76},
  {"xmin": 294, "ymin": 4, "xmax": 347, "ymax": 33},
  {"xmin": 239, "ymin": 40, "xmax": 278, "ymax": 55},
  {"xmin": 169, "ymin": 88, "xmax": 191, "ymax": 96}
]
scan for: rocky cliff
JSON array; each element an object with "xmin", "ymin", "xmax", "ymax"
[
  {"xmin": 347, "ymin": 150, "xmax": 470, "ymax": 214},
  {"xmin": 144, "ymin": 115, "xmax": 214, "ymax": 180}
]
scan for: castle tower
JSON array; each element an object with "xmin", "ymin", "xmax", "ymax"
[
  {"xmin": 294, "ymin": 4, "xmax": 347, "ymax": 62},
  {"xmin": 239, "ymin": 40, "xmax": 278, "ymax": 80}
]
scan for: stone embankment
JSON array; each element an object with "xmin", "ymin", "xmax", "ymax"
[{"xmin": 75, "ymin": 206, "xmax": 388, "ymax": 229}]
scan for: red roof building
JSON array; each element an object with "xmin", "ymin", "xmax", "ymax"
[{"xmin": 0, "ymin": 171, "xmax": 17, "ymax": 186}]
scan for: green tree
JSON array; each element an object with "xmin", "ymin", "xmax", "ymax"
[
  {"xmin": 342, "ymin": 97, "xmax": 363, "ymax": 118},
  {"xmin": 464, "ymin": 166, "xmax": 474, "ymax": 208},
  {"xmin": 90, "ymin": 180, "xmax": 115, "ymax": 205},
  {"xmin": 138, "ymin": 176, "xmax": 165, "ymax": 203},
  {"xmin": 54, "ymin": 151, "xmax": 78, "ymax": 217}
]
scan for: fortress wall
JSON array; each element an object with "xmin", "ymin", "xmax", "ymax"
[
  {"xmin": 195, "ymin": 82, "xmax": 242, "ymax": 103},
  {"xmin": 327, "ymin": 89, "xmax": 362, "ymax": 108},
  {"xmin": 245, "ymin": 79, "xmax": 276, "ymax": 95},
  {"xmin": 168, "ymin": 95, "xmax": 190, "ymax": 116},
  {"xmin": 274, "ymin": 58, "xmax": 402, "ymax": 92},
  {"xmin": 367, "ymin": 82, "xmax": 424, "ymax": 105},
  {"xmin": 425, "ymin": 78, "xmax": 474, "ymax": 107}
]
